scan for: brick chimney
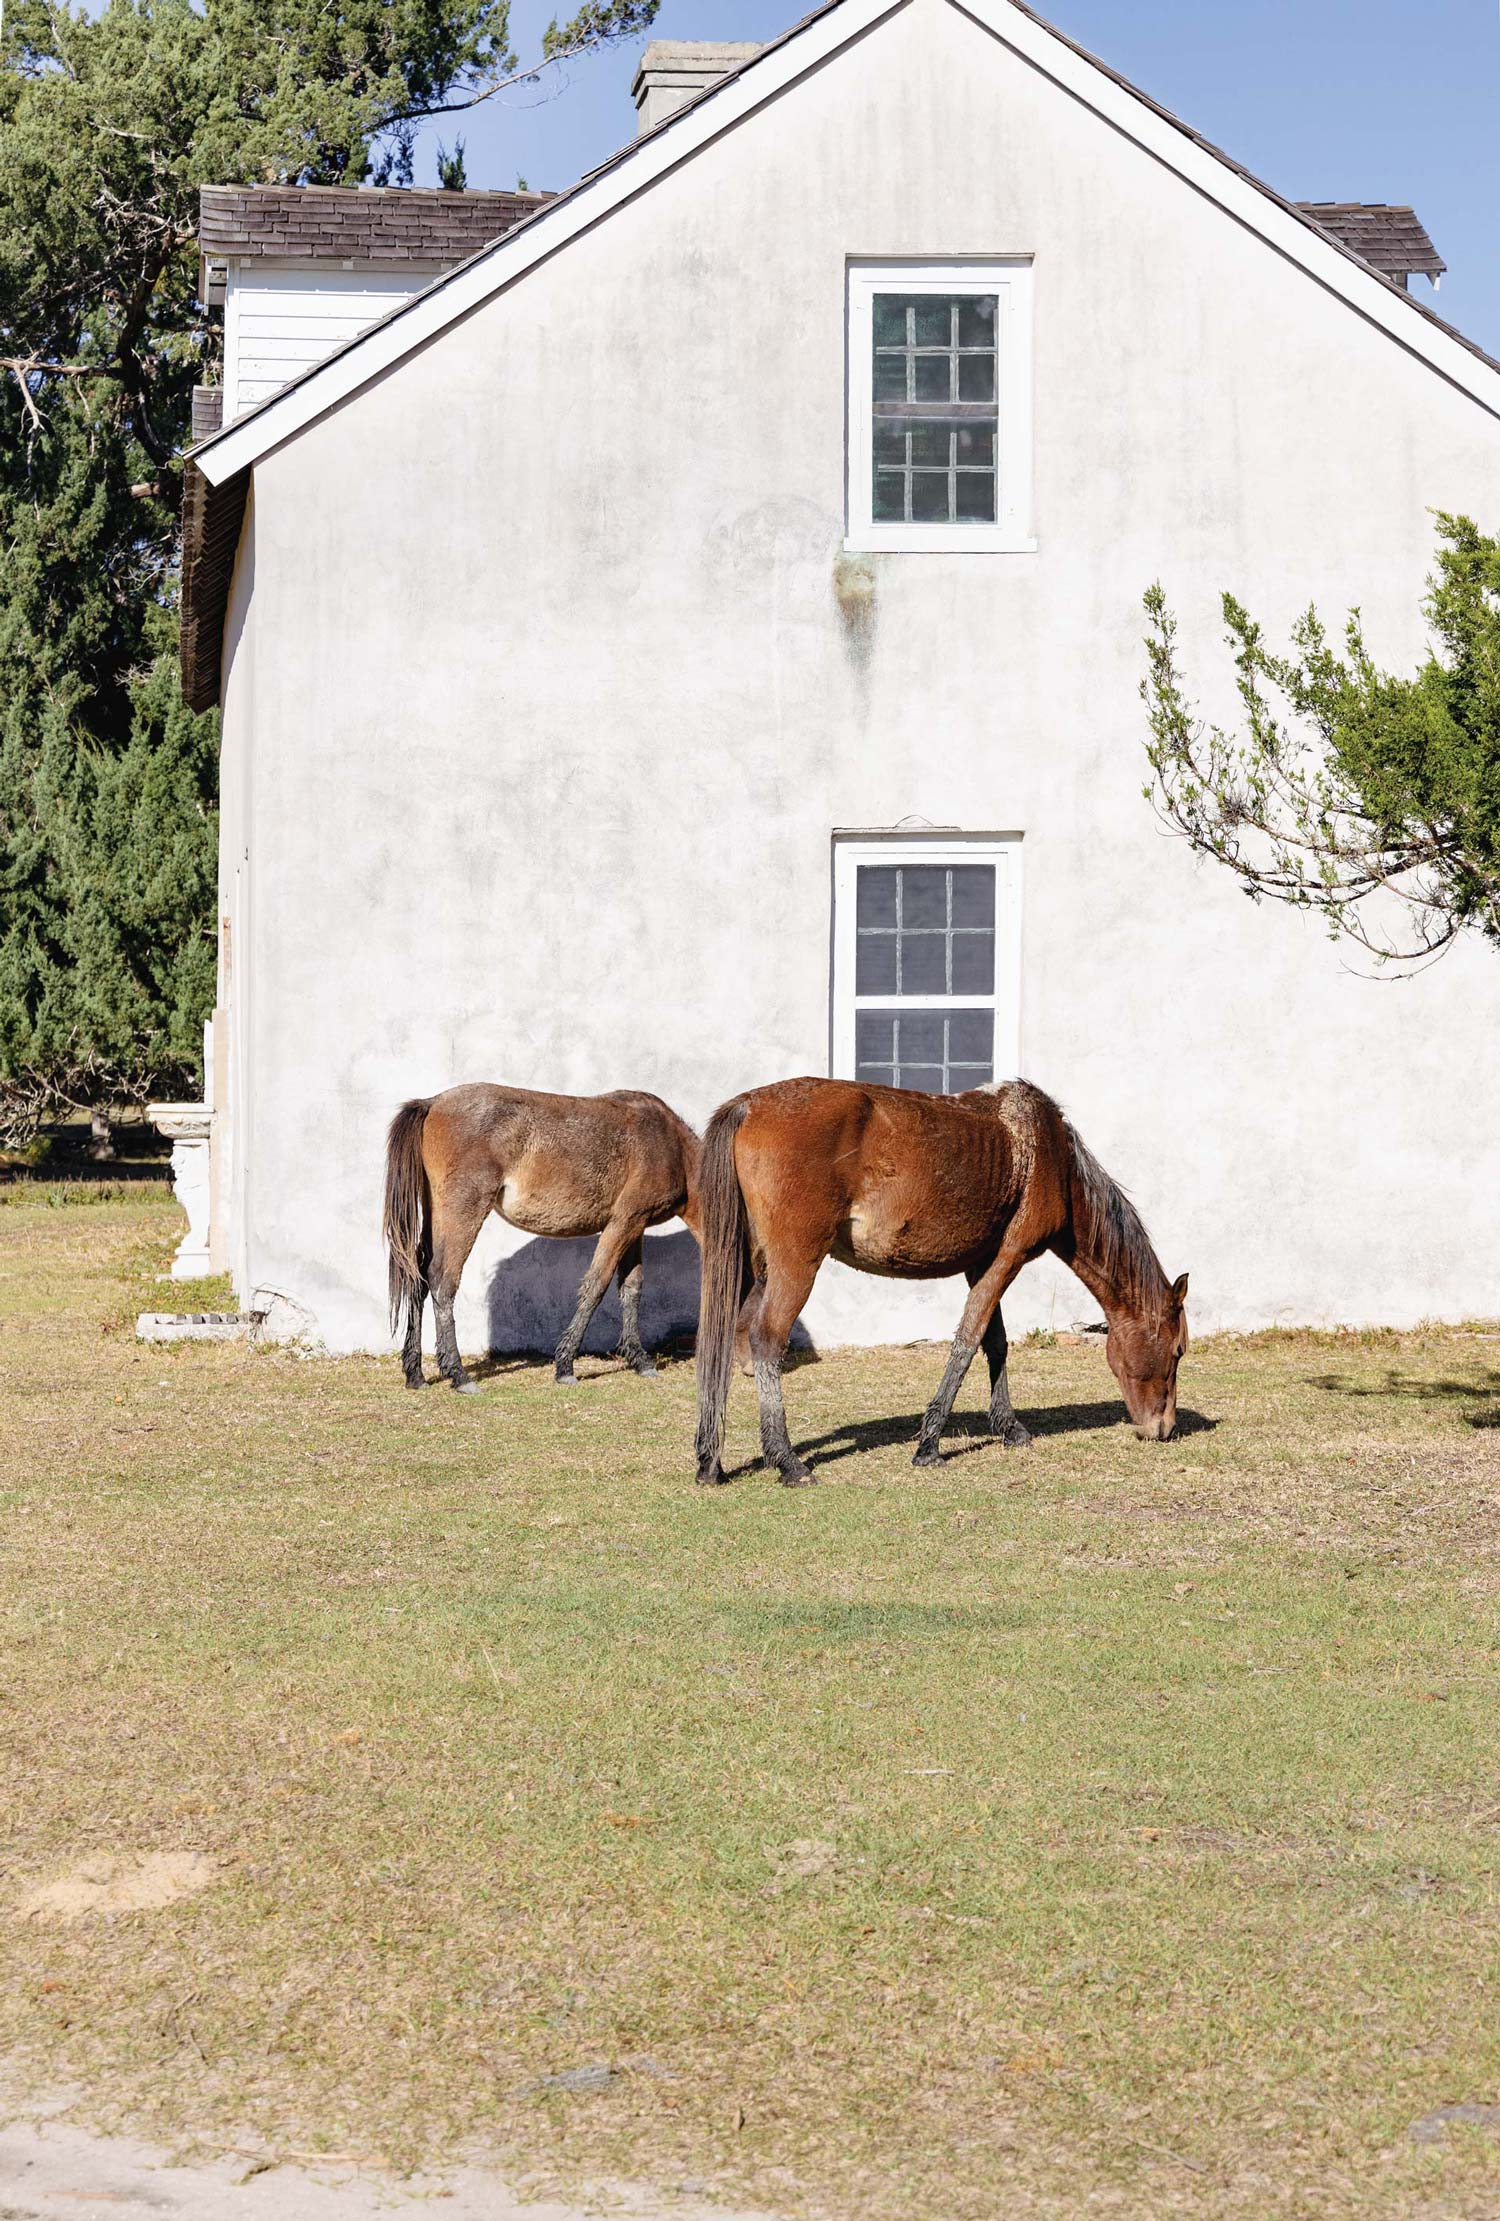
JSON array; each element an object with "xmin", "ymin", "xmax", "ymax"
[{"xmin": 631, "ymin": 41, "xmax": 763, "ymax": 134}]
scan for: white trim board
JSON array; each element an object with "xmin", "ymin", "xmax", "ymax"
[{"xmin": 191, "ymin": 0, "xmax": 1500, "ymax": 490}]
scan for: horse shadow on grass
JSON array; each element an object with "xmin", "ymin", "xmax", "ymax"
[
  {"xmin": 739, "ymin": 1397, "xmax": 1217, "ymax": 1479},
  {"xmin": 472, "ymin": 1227, "xmax": 814, "ymax": 1379}
]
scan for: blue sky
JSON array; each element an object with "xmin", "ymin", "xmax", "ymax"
[{"xmin": 408, "ymin": 0, "xmax": 1500, "ymax": 357}]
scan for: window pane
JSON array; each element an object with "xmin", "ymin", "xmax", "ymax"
[
  {"xmin": 857, "ymin": 1065, "xmax": 896, "ymax": 1090},
  {"xmin": 873, "ymin": 295, "xmax": 912, "ymax": 347},
  {"xmin": 873, "ymin": 469, "xmax": 906, "ymax": 521},
  {"xmin": 950, "ymin": 866, "xmax": 996, "ymax": 926},
  {"xmin": 955, "ymin": 472, "xmax": 995, "ymax": 523},
  {"xmin": 951, "ymin": 933, "xmax": 995, "ymax": 992},
  {"xmin": 857, "ymin": 866, "xmax": 898, "ymax": 927},
  {"xmin": 856, "ymin": 933, "xmax": 898, "ymax": 994},
  {"xmin": 856, "ymin": 1012, "xmax": 897, "ymax": 1064},
  {"xmin": 873, "ymin": 421, "xmax": 905, "ymax": 465},
  {"xmin": 957, "ymin": 295, "xmax": 999, "ymax": 348},
  {"xmin": 902, "ymin": 868, "xmax": 948, "ymax": 928},
  {"xmin": 899, "ymin": 1012, "xmax": 945, "ymax": 1062},
  {"xmin": 910, "ymin": 473, "xmax": 949, "ymax": 522},
  {"xmin": 956, "ymin": 422, "xmax": 994, "ymax": 468},
  {"xmin": 958, "ymin": 354, "xmax": 996, "ymax": 403},
  {"xmin": 913, "ymin": 355, "xmax": 951, "ymax": 402},
  {"xmin": 913, "ymin": 298, "xmax": 951, "ymax": 347},
  {"xmin": 902, "ymin": 1066, "xmax": 945, "ymax": 1094},
  {"xmin": 909, "ymin": 420, "xmax": 950, "ymax": 468},
  {"xmin": 873, "ymin": 353, "xmax": 908, "ymax": 401},
  {"xmin": 949, "ymin": 1009, "xmax": 994, "ymax": 1063},
  {"xmin": 900, "ymin": 934, "xmax": 947, "ymax": 994}
]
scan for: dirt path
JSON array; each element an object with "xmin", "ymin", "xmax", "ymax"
[{"xmin": 0, "ymin": 2106, "xmax": 782, "ymax": 2221}]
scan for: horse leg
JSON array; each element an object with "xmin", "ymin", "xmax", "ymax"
[
  {"xmin": 971, "ymin": 1276, "xmax": 1031, "ymax": 1448},
  {"xmin": 554, "ymin": 1217, "xmax": 636, "ymax": 1385},
  {"xmin": 734, "ymin": 1275, "xmax": 765, "ymax": 1378},
  {"xmin": 401, "ymin": 1270, "xmax": 428, "ymax": 1389},
  {"xmin": 914, "ymin": 1238, "xmax": 1029, "ymax": 1466},
  {"xmin": 614, "ymin": 1231, "xmax": 657, "ymax": 1376},
  {"xmin": 429, "ymin": 1184, "xmax": 492, "ymax": 1396},
  {"xmin": 749, "ymin": 1253, "xmax": 822, "ymax": 1487}
]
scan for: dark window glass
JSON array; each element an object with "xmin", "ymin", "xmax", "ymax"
[
  {"xmin": 901, "ymin": 935, "xmax": 947, "ymax": 994},
  {"xmin": 911, "ymin": 472, "xmax": 949, "ymax": 522},
  {"xmin": 913, "ymin": 355, "xmax": 950, "ymax": 402},
  {"xmin": 873, "ymin": 470, "xmax": 905, "ymax": 521},
  {"xmin": 855, "ymin": 933, "xmax": 898, "ymax": 994},
  {"xmin": 873, "ymin": 352, "xmax": 908, "ymax": 402},
  {"xmin": 951, "ymin": 934, "xmax": 995, "ymax": 993},
  {"xmin": 903, "ymin": 1066, "xmax": 945, "ymax": 1093},
  {"xmin": 856, "ymin": 866, "xmax": 898, "ymax": 927},
  {"xmin": 902, "ymin": 868, "xmax": 948, "ymax": 928},
  {"xmin": 951, "ymin": 867, "xmax": 996, "ymax": 928},
  {"xmin": 870, "ymin": 290, "xmax": 999, "ymax": 527}
]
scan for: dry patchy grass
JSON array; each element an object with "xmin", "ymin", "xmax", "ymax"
[{"xmin": 2, "ymin": 1187, "xmax": 1499, "ymax": 2217}]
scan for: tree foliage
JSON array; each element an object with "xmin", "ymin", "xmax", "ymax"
[
  {"xmin": 0, "ymin": 0, "xmax": 655, "ymax": 1145},
  {"xmin": 1141, "ymin": 513, "xmax": 1500, "ymax": 967}
]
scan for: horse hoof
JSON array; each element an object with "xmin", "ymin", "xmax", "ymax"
[
  {"xmin": 450, "ymin": 1377, "xmax": 480, "ymax": 1397},
  {"xmin": 554, "ymin": 1370, "xmax": 580, "ymax": 1388},
  {"xmin": 696, "ymin": 1466, "xmax": 729, "ymax": 1487},
  {"xmin": 998, "ymin": 1420, "xmax": 1032, "ymax": 1448},
  {"xmin": 632, "ymin": 1362, "xmax": 659, "ymax": 1379},
  {"xmin": 779, "ymin": 1466, "xmax": 817, "ymax": 1488},
  {"xmin": 404, "ymin": 1374, "xmax": 426, "ymax": 1392},
  {"xmin": 911, "ymin": 1447, "xmax": 942, "ymax": 1469}
]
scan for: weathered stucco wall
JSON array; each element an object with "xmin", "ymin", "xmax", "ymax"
[{"xmin": 220, "ymin": 0, "xmax": 1500, "ymax": 1356}]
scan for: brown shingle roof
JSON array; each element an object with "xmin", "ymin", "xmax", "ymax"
[
  {"xmin": 1295, "ymin": 204, "xmax": 1446, "ymax": 286},
  {"xmin": 198, "ymin": 182, "xmax": 554, "ymax": 290}
]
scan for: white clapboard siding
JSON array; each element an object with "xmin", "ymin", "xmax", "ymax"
[{"xmin": 224, "ymin": 266, "xmax": 447, "ymax": 420}]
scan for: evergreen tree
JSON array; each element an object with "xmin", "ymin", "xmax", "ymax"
[
  {"xmin": 1142, "ymin": 514, "xmax": 1500, "ymax": 967},
  {"xmin": 0, "ymin": 0, "xmax": 655, "ymax": 1146}
]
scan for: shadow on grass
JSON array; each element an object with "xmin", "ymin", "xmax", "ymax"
[
  {"xmin": 1313, "ymin": 1368, "xmax": 1500, "ymax": 1428},
  {"xmin": 712, "ymin": 1399, "xmax": 1215, "ymax": 1479}
]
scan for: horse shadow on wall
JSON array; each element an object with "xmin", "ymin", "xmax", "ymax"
[{"xmin": 479, "ymin": 1228, "xmax": 814, "ymax": 1370}]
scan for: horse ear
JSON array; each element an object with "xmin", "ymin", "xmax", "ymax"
[{"xmin": 1171, "ymin": 1272, "xmax": 1189, "ymax": 1306}]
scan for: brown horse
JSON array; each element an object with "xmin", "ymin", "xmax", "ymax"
[
  {"xmin": 384, "ymin": 1085, "xmax": 700, "ymax": 1393},
  {"xmin": 694, "ymin": 1077, "xmax": 1188, "ymax": 1485}
]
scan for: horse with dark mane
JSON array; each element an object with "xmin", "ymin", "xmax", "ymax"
[
  {"xmin": 694, "ymin": 1077, "xmax": 1188, "ymax": 1486},
  {"xmin": 384, "ymin": 1086, "xmax": 700, "ymax": 1393}
]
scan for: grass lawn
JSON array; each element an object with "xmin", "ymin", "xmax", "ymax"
[{"xmin": 3, "ymin": 1185, "xmax": 1499, "ymax": 2217}]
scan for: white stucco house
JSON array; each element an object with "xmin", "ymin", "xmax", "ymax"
[{"xmin": 177, "ymin": 0, "xmax": 1500, "ymax": 1357}]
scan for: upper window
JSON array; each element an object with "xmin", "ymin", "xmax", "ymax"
[
  {"xmin": 832, "ymin": 837, "xmax": 1023, "ymax": 1094},
  {"xmin": 846, "ymin": 262, "xmax": 1034, "ymax": 554}
]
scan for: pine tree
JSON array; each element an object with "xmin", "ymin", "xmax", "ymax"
[{"xmin": 0, "ymin": 0, "xmax": 655, "ymax": 1146}]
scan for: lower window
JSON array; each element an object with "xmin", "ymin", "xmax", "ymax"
[{"xmin": 832, "ymin": 837, "xmax": 1022, "ymax": 1095}]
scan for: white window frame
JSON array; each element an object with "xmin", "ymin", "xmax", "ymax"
[
  {"xmin": 831, "ymin": 834, "xmax": 1024, "ymax": 1089},
  {"xmin": 845, "ymin": 259, "xmax": 1036, "ymax": 555}
]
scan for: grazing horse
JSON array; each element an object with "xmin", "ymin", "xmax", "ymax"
[
  {"xmin": 694, "ymin": 1077, "xmax": 1188, "ymax": 1486},
  {"xmin": 384, "ymin": 1086, "xmax": 700, "ymax": 1393}
]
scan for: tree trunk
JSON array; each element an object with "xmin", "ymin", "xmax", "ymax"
[{"xmin": 88, "ymin": 1110, "xmax": 116, "ymax": 1162}]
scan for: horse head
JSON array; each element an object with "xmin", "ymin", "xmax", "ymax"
[{"xmin": 1106, "ymin": 1272, "xmax": 1189, "ymax": 1440}]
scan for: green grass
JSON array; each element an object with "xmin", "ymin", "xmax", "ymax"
[{"xmin": 3, "ymin": 1189, "xmax": 1499, "ymax": 2217}]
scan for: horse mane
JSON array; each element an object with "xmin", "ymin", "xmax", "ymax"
[
  {"xmin": 1061, "ymin": 1110, "xmax": 1170, "ymax": 1311},
  {"xmin": 988, "ymin": 1080, "xmax": 1168, "ymax": 1310}
]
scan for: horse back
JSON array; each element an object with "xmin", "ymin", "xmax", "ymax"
[{"xmin": 733, "ymin": 1078, "xmax": 1020, "ymax": 1281}]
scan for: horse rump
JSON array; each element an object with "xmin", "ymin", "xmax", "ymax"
[{"xmin": 383, "ymin": 1098, "xmax": 433, "ymax": 1337}]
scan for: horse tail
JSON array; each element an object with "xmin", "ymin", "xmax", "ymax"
[
  {"xmin": 694, "ymin": 1096, "xmax": 752, "ymax": 1478},
  {"xmin": 383, "ymin": 1098, "xmax": 433, "ymax": 1337}
]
